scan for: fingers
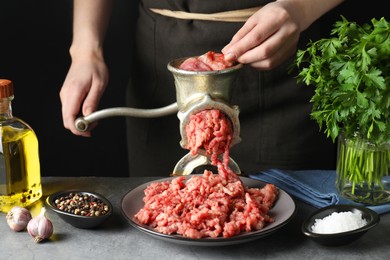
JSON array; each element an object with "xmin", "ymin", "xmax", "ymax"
[
  {"xmin": 222, "ymin": 2, "xmax": 301, "ymax": 70},
  {"xmin": 244, "ymin": 33, "xmax": 298, "ymax": 69},
  {"xmin": 60, "ymin": 60, "xmax": 108, "ymax": 137},
  {"xmin": 236, "ymin": 22, "xmax": 299, "ymax": 69},
  {"xmin": 222, "ymin": 16, "xmax": 276, "ymax": 63},
  {"xmin": 60, "ymin": 75, "xmax": 92, "ymax": 137},
  {"xmin": 82, "ymin": 75, "xmax": 107, "ymax": 114},
  {"xmin": 222, "ymin": 21, "xmax": 258, "ymax": 61}
]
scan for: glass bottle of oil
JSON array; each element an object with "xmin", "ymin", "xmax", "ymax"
[{"xmin": 0, "ymin": 79, "xmax": 42, "ymax": 213}]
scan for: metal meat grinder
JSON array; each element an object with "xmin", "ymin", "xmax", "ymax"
[{"xmin": 75, "ymin": 57, "xmax": 243, "ymax": 176}]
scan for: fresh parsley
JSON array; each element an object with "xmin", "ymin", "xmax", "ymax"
[
  {"xmin": 295, "ymin": 16, "xmax": 390, "ymax": 144},
  {"xmin": 295, "ymin": 16, "xmax": 390, "ymax": 202}
]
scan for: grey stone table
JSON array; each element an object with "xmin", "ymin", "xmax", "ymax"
[{"xmin": 1, "ymin": 177, "xmax": 389, "ymax": 260}]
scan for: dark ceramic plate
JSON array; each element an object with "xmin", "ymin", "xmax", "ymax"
[
  {"xmin": 121, "ymin": 175, "xmax": 296, "ymax": 246},
  {"xmin": 301, "ymin": 204, "xmax": 380, "ymax": 246},
  {"xmin": 46, "ymin": 190, "xmax": 113, "ymax": 229}
]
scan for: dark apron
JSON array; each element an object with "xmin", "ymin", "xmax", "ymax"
[{"xmin": 126, "ymin": 0, "xmax": 336, "ymax": 177}]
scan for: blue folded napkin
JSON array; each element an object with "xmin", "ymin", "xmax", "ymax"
[{"xmin": 248, "ymin": 169, "xmax": 390, "ymax": 215}]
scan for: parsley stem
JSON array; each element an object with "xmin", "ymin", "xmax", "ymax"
[{"xmin": 336, "ymin": 133, "xmax": 390, "ymax": 204}]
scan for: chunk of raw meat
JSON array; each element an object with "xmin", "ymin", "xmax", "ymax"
[{"xmin": 179, "ymin": 51, "xmax": 234, "ymax": 71}]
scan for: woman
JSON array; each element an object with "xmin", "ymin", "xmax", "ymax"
[{"xmin": 60, "ymin": 0, "xmax": 344, "ymax": 176}]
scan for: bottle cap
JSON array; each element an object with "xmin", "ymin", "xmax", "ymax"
[{"xmin": 0, "ymin": 79, "xmax": 14, "ymax": 98}]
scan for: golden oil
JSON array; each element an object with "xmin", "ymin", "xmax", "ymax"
[{"xmin": 0, "ymin": 79, "xmax": 42, "ymax": 213}]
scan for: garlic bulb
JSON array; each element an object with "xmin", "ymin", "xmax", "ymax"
[
  {"xmin": 6, "ymin": 206, "xmax": 32, "ymax": 232},
  {"xmin": 27, "ymin": 207, "xmax": 53, "ymax": 243}
]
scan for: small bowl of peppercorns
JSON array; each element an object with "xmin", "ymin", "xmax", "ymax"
[{"xmin": 46, "ymin": 190, "xmax": 113, "ymax": 229}]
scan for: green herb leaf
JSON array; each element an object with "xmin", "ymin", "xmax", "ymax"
[{"xmin": 294, "ymin": 16, "xmax": 390, "ymax": 145}]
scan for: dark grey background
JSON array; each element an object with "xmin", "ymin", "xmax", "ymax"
[{"xmin": 0, "ymin": 0, "xmax": 386, "ymax": 177}]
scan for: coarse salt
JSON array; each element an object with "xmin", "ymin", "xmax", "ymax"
[{"xmin": 311, "ymin": 211, "xmax": 368, "ymax": 234}]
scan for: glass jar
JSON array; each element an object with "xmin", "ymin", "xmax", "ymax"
[
  {"xmin": 0, "ymin": 79, "xmax": 42, "ymax": 213},
  {"xmin": 336, "ymin": 132, "xmax": 390, "ymax": 205}
]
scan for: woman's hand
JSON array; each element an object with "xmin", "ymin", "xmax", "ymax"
[
  {"xmin": 59, "ymin": 53, "xmax": 109, "ymax": 137},
  {"xmin": 222, "ymin": 0, "xmax": 344, "ymax": 70},
  {"xmin": 60, "ymin": 0, "xmax": 114, "ymax": 136}
]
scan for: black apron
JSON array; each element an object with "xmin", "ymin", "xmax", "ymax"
[{"xmin": 126, "ymin": 0, "xmax": 337, "ymax": 177}]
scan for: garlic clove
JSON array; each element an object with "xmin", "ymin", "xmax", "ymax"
[
  {"xmin": 6, "ymin": 206, "xmax": 32, "ymax": 232},
  {"xmin": 27, "ymin": 207, "xmax": 53, "ymax": 243}
]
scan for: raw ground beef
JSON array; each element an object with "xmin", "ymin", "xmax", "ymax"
[
  {"xmin": 134, "ymin": 170, "xmax": 278, "ymax": 238},
  {"xmin": 185, "ymin": 109, "xmax": 233, "ymax": 167},
  {"xmin": 179, "ymin": 51, "xmax": 234, "ymax": 71},
  {"xmin": 134, "ymin": 110, "xmax": 279, "ymax": 239},
  {"xmin": 134, "ymin": 53, "xmax": 278, "ymax": 239}
]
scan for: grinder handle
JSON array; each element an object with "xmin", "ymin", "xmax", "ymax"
[{"xmin": 75, "ymin": 102, "xmax": 178, "ymax": 132}]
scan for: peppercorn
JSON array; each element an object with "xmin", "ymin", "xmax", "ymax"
[{"xmin": 53, "ymin": 192, "xmax": 110, "ymax": 217}]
